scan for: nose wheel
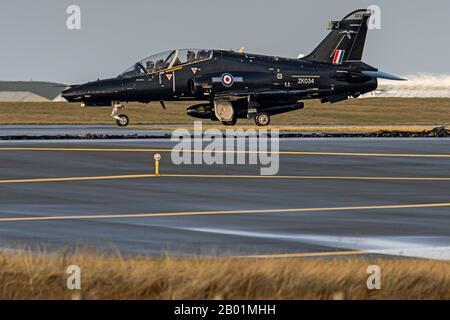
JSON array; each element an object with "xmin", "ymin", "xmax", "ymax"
[
  {"xmin": 255, "ymin": 112, "xmax": 270, "ymax": 126},
  {"xmin": 115, "ymin": 114, "xmax": 129, "ymax": 127},
  {"xmin": 111, "ymin": 102, "xmax": 129, "ymax": 127}
]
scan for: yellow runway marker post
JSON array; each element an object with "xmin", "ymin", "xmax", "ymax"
[{"xmin": 154, "ymin": 153, "xmax": 161, "ymax": 176}]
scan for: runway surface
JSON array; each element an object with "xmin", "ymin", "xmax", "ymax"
[
  {"xmin": 0, "ymin": 124, "xmax": 169, "ymax": 136},
  {"xmin": 0, "ymin": 138, "xmax": 450, "ymax": 259}
]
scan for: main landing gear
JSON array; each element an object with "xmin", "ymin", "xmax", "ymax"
[
  {"xmin": 254, "ymin": 112, "xmax": 271, "ymax": 126},
  {"xmin": 221, "ymin": 113, "xmax": 271, "ymax": 126},
  {"xmin": 220, "ymin": 113, "xmax": 271, "ymax": 126},
  {"xmin": 111, "ymin": 102, "xmax": 129, "ymax": 127}
]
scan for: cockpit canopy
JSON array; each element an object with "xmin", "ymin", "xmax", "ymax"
[{"xmin": 119, "ymin": 49, "xmax": 213, "ymax": 78}]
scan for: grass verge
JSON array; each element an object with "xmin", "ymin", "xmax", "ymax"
[
  {"xmin": 1, "ymin": 98, "xmax": 450, "ymax": 125},
  {"xmin": 129, "ymin": 124, "xmax": 441, "ymax": 132},
  {"xmin": 0, "ymin": 251, "xmax": 448, "ymax": 299}
]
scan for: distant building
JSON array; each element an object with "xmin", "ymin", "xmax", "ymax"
[{"xmin": 0, "ymin": 81, "xmax": 67, "ymax": 102}]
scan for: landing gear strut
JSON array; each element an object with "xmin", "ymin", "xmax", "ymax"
[
  {"xmin": 254, "ymin": 112, "xmax": 270, "ymax": 126},
  {"xmin": 111, "ymin": 102, "xmax": 129, "ymax": 127}
]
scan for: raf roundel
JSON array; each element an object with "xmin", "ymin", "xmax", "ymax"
[{"xmin": 221, "ymin": 73, "xmax": 234, "ymax": 87}]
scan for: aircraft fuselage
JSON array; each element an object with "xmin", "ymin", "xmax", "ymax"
[{"xmin": 63, "ymin": 50, "xmax": 377, "ymax": 105}]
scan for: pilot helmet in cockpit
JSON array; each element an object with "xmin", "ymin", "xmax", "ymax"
[
  {"xmin": 155, "ymin": 59, "xmax": 165, "ymax": 71},
  {"xmin": 146, "ymin": 60, "xmax": 155, "ymax": 73},
  {"xmin": 187, "ymin": 50, "xmax": 196, "ymax": 63},
  {"xmin": 197, "ymin": 50, "xmax": 209, "ymax": 60}
]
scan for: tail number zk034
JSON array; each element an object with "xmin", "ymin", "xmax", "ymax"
[{"xmin": 297, "ymin": 77, "xmax": 316, "ymax": 85}]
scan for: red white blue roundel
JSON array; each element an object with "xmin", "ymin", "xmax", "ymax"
[{"xmin": 221, "ymin": 73, "xmax": 234, "ymax": 87}]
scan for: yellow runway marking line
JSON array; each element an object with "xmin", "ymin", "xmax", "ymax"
[
  {"xmin": 0, "ymin": 174, "xmax": 155, "ymax": 184},
  {"xmin": 2, "ymin": 173, "xmax": 450, "ymax": 184},
  {"xmin": 162, "ymin": 174, "xmax": 450, "ymax": 181},
  {"xmin": 1, "ymin": 147, "xmax": 450, "ymax": 158},
  {"xmin": 1, "ymin": 202, "xmax": 450, "ymax": 222},
  {"xmin": 239, "ymin": 250, "xmax": 369, "ymax": 259}
]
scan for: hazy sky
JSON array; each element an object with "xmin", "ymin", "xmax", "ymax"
[{"xmin": 1, "ymin": 0, "xmax": 449, "ymax": 84}]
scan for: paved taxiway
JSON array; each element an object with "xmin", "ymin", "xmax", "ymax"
[
  {"xmin": 0, "ymin": 124, "xmax": 170, "ymax": 137},
  {"xmin": 0, "ymin": 124, "xmax": 446, "ymax": 138},
  {"xmin": 0, "ymin": 138, "xmax": 449, "ymax": 259}
]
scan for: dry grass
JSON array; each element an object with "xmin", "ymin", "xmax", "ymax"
[
  {"xmin": 0, "ymin": 98, "xmax": 450, "ymax": 125},
  {"xmin": 0, "ymin": 250, "xmax": 448, "ymax": 300}
]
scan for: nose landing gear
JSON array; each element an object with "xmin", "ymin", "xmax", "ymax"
[
  {"xmin": 111, "ymin": 102, "xmax": 129, "ymax": 127},
  {"xmin": 115, "ymin": 114, "xmax": 129, "ymax": 127}
]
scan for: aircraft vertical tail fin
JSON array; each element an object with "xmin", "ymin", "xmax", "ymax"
[{"xmin": 303, "ymin": 9, "xmax": 372, "ymax": 64}]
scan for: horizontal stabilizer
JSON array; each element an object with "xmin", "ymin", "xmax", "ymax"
[{"xmin": 361, "ymin": 71, "xmax": 407, "ymax": 81}]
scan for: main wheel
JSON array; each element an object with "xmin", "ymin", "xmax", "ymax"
[
  {"xmin": 222, "ymin": 118, "xmax": 237, "ymax": 126},
  {"xmin": 255, "ymin": 112, "xmax": 270, "ymax": 126},
  {"xmin": 116, "ymin": 114, "xmax": 129, "ymax": 127}
]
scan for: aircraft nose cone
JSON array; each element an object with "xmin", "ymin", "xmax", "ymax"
[
  {"xmin": 61, "ymin": 87, "xmax": 74, "ymax": 97},
  {"xmin": 61, "ymin": 86, "xmax": 81, "ymax": 102}
]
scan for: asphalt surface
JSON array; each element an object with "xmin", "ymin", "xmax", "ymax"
[
  {"xmin": 0, "ymin": 124, "xmax": 446, "ymax": 138},
  {"xmin": 0, "ymin": 137, "xmax": 450, "ymax": 259},
  {"xmin": 0, "ymin": 124, "xmax": 170, "ymax": 136}
]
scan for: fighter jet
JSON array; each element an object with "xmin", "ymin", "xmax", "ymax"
[{"xmin": 62, "ymin": 9, "xmax": 405, "ymax": 127}]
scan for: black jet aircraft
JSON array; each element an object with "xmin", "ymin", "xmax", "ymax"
[{"xmin": 62, "ymin": 9, "xmax": 405, "ymax": 127}]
